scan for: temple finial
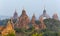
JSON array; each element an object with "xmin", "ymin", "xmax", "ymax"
[
  {"xmin": 43, "ymin": 5, "xmax": 46, "ymax": 11},
  {"xmin": 22, "ymin": 6, "xmax": 25, "ymax": 10},
  {"xmin": 43, "ymin": 6, "xmax": 46, "ymax": 14},
  {"xmin": 54, "ymin": 12, "xmax": 57, "ymax": 15}
]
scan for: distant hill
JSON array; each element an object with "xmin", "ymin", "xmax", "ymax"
[{"xmin": 0, "ymin": 16, "xmax": 11, "ymax": 20}]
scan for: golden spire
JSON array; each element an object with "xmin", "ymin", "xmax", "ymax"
[
  {"xmin": 33, "ymin": 13, "xmax": 35, "ymax": 18},
  {"xmin": 6, "ymin": 20, "xmax": 13, "ymax": 30},
  {"xmin": 15, "ymin": 8, "xmax": 17, "ymax": 13}
]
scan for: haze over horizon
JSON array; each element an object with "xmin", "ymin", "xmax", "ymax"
[{"xmin": 0, "ymin": 0, "xmax": 60, "ymax": 19}]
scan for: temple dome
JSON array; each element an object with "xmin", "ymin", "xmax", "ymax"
[{"xmin": 40, "ymin": 9, "xmax": 50, "ymax": 19}]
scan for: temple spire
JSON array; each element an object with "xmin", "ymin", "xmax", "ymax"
[
  {"xmin": 43, "ymin": 7, "xmax": 46, "ymax": 15},
  {"xmin": 31, "ymin": 13, "xmax": 36, "ymax": 24},
  {"xmin": 53, "ymin": 12, "xmax": 59, "ymax": 20},
  {"xmin": 13, "ymin": 9, "xmax": 18, "ymax": 19},
  {"xmin": 22, "ymin": 7, "xmax": 26, "ymax": 16},
  {"xmin": 33, "ymin": 13, "xmax": 35, "ymax": 18}
]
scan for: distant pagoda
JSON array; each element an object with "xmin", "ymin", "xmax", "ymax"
[
  {"xmin": 52, "ymin": 12, "xmax": 59, "ymax": 20},
  {"xmin": 13, "ymin": 10, "xmax": 18, "ymax": 19},
  {"xmin": 31, "ymin": 14, "xmax": 36, "ymax": 24},
  {"xmin": 16, "ymin": 9, "xmax": 30, "ymax": 29},
  {"xmin": 31, "ymin": 14, "xmax": 39, "ymax": 30}
]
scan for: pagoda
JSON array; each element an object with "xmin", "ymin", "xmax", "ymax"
[
  {"xmin": 52, "ymin": 12, "xmax": 59, "ymax": 20},
  {"xmin": 16, "ymin": 9, "xmax": 30, "ymax": 28},
  {"xmin": 31, "ymin": 14, "xmax": 40, "ymax": 30},
  {"xmin": 13, "ymin": 10, "xmax": 18, "ymax": 19}
]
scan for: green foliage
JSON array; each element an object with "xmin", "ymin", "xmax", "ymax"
[
  {"xmin": 6, "ymin": 30, "xmax": 15, "ymax": 36},
  {"xmin": 0, "ymin": 19, "xmax": 9, "ymax": 26},
  {"xmin": 14, "ymin": 28, "xmax": 22, "ymax": 33},
  {"xmin": 32, "ymin": 33, "xmax": 38, "ymax": 36},
  {"xmin": 43, "ymin": 31, "xmax": 58, "ymax": 36},
  {"xmin": 22, "ymin": 26, "xmax": 35, "ymax": 34},
  {"xmin": 35, "ymin": 20, "xmax": 41, "ymax": 25},
  {"xmin": 0, "ymin": 18, "xmax": 60, "ymax": 36},
  {"xmin": 7, "ymin": 33, "xmax": 15, "ymax": 36},
  {"xmin": 31, "ymin": 32, "xmax": 43, "ymax": 36},
  {"xmin": 6, "ymin": 33, "xmax": 15, "ymax": 36},
  {"xmin": 44, "ymin": 18, "xmax": 60, "ymax": 32},
  {"xmin": 12, "ymin": 19, "xmax": 17, "ymax": 23},
  {"xmin": 39, "ymin": 33, "xmax": 45, "ymax": 36},
  {"xmin": 24, "ymin": 28, "xmax": 33, "ymax": 32}
]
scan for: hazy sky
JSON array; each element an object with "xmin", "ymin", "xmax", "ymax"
[{"xmin": 0, "ymin": 0, "xmax": 60, "ymax": 19}]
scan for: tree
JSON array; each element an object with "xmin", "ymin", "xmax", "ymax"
[
  {"xmin": 6, "ymin": 32, "xmax": 15, "ymax": 36},
  {"xmin": 14, "ymin": 28, "xmax": 22, "ymax": 33},
  {"xmin": 44, "ymin": 18, "xmax": 60, "ymax": 32}
]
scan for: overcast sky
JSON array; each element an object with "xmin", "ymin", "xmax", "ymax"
[{"xmin": 0, "ymin": 0, "xmax": 60, "ymax": 19}]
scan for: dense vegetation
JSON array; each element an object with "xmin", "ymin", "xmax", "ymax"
[
  {"xmin": 44, "ymin": 18, "xmax": 60, "ymax": 32},
  {"xmin": 0, "ymin": 18, "xmax": 60, "ymax": 36}
]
